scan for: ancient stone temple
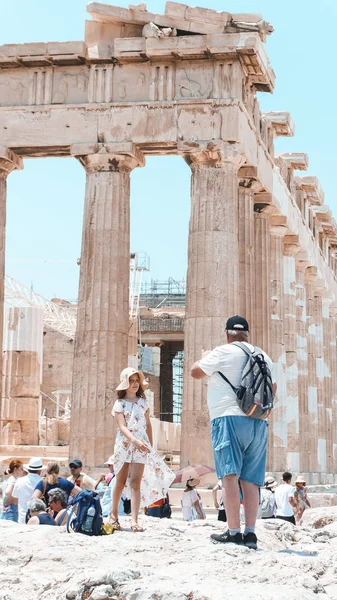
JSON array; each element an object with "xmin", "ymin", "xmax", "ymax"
[{"xmin": 1, "ymin": 2, "xmax": 337, "ymax": 483}]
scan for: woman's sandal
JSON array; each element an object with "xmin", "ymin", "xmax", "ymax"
[
  {"xmin": 109, "ymin": 519, "xmax": 121, "ymax": 531},
  {"xmin": 131, "ymin": 524, "xmax": 144, "ymax": 532}
]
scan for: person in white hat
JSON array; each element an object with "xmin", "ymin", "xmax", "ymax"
[
  {"xmin": 109, "ymin": 367, "xmax": 174, "ymax": 532},
  {"xmin": 12, "ymin": 458, "xmax": 44, "ymax": 524},
  {"xmin": 293, "ymin": 475, "xmax": 311, "ymax": 525},
  {"xmin": 259, "ymin": 476, "xmax": 277, "ymax": 519}
]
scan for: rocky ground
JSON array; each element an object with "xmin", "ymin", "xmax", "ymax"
[{"xmin": 1, "ymin": 507, "xmax": 337, "ymax": 600}]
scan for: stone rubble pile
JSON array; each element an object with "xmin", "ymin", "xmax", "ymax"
[{"xmin": 1, "ymin": 506, "xmax": 337, "ymax": 600}]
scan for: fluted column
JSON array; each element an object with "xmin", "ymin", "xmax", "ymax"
[
  {"xmin": 314, "ymin": 286, "xmax": 329, "ymax": 481},
  {"xmin": 329, "ymin": 305, "xmax": 337, "ymax": 478},
  {"xmin": 238, "ymin": 182, "xmax": 256, "ymax": 330},
  {"xmin": 180, "ymin": 144, "xmax": 244, "ymax": 466},
  {"xmin": 0, "ymin": 148, "xmax": 23, "ymax": 444},
  {"xmin": 253, "ymin": 210, "xmax": 271, "ymax": 354},
  {"xmin": 322, "ymin": 296, "xmax": 333, "ymax": 478},
  {"xmin": 268, "ymin": 225, "xmax": 287, "ymax": 472},
  {"xmin": 305, "ymin": 267, "xmax": 319, "ymax": 477},
  {"xmin": 295, "ymin": 259, "xmax": 310, "ymax": 474},
  {"xmin": 283, "ymin": 239, "xmax": 300, "ymax": 474},
  {"xmin": 70, "ymin": 146, "xmax": 144, "ymax": 467}
]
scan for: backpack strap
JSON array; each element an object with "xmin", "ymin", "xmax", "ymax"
[
  {"xmin": 231, "ymin": 341, "xmax": 254, "ymax": 356},
  {"xmin": 217, "ymin": 370, "xmax": 237, "ymax": 392},
  {"xmin": 217, "ymin": 342, "xmax": 252, "ymax": 390}
]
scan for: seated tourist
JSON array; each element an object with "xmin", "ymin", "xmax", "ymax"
[
  {"xmin": 47, "ymin": 488, "xmax": 70, "ymax": 524},
  {"xmin": 27, "ymin": 498, "xmax": 56, "ymax": 526}
]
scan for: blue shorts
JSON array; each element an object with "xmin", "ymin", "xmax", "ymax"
[{"xmin": 211, "ymin": 416, "xmax": 268, "ymax": 486}]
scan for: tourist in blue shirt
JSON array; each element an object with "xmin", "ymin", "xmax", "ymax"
[{"xmin": 32, "ymin": 461, "xmax": 81, "ymax": 506}]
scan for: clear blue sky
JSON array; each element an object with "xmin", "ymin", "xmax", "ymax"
[{"xmin": 1, "ymin": 0, "xmax": 336, "ymax": 300}]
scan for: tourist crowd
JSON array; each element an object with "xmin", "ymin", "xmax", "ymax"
[{"xmin": 0, "ymin": 316, "xmax": 313, "ymax": 547}]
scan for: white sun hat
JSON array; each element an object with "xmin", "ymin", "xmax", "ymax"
[
  {"xmin": 23, "ymin": 457, "xmax": 45, "ymax": 472},
  {"xmin": 116, "ymin": 367, "xmax": 149, "ymax": 391}
]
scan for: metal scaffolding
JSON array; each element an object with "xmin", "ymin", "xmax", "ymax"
[
  {"xmin": 4, "ymin": 252, "xmax": 151, "ymax": 340},
  {"xmin": 140, "ymin": 277, "xmax": 186, "ymax": 308}
]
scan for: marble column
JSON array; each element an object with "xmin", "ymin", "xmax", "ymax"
[
  {"xmin": 70, "ymin": 147, "xmax": 144, "ymax": 467},
  {"xmin": 180, "ymin": 145, "xmax": 244, "ymax": 466},
  {"xmin": 329, "ymin": 305, "xmax": 337, "ymax": 478},
  {"xmin": 268, "ymin": 225, "xmax": 287, "ymax": 472},
  {"xmin": 253, "ymin": 210, "xmax": 271, "ymax": 354},
  {"xmin": 305, "ymin": 267, "xmax": 319, "ymax": 477},
  {"xmin": 322, "ymin": 296, "xmax": 333, "ymax": 478},
  {"xmin": 0, "ymin": 149, "xmax": 23, "ymax": 444},
  {"xmin": 283, "ymin": 240, "xmax": 300, "ymax": 474},
  {"xmin": 238, "ymin": 182, "xmax": 256, "ymax": 331},
  {"xmin": 314, "ymin": 287, "xmax": 328, "ymax": 480},
  {"xmin": 295, "ymin": 259, "xmax": 310, "ymax": 474}
]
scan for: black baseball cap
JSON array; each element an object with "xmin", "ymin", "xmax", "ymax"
[
  {"xmin": 225, "ymin": 316, "xmax": 249, "ymax": 332},
  {"xmin": 69, "ymin": 459, "xmax": 82, "ymax": 468}
]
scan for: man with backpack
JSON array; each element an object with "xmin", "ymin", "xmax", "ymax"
[{"xmin": 191, "ymin": 315, "xmax": 276, "ymax": 550}]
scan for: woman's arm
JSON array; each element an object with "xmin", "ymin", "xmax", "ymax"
[
  {"xmin": 32, "ymin": 489, "xmax": 42, "ymax": 500},
  {"xmin": 3, "ymin": 482, "xmax": 16, "ymax": 506},
  {"xmin": 27, "ymin": 515, "xmax": 39, "ymax": 525},
  {"xmin": 145, "ymin": 409, "xmax": 153, "ymax": 446},
  {"xmin": 193, "ymin": 499, "xmax": 205, "ymax": 519},
  {"xmin": 94, "ymin": 474, "xmax": 106, "ymax": 490},
  {"xmin": 115, "ymin": 412, "xmax": 150, "ymax": 453},
  {"xmin": 70, "ymin": 484, "xmax": 82, "ymax": 497}
]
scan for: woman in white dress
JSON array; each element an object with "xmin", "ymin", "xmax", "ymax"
[{"xmin": 109, "ymin": 367, "xmax": 174, "ymax": 532}]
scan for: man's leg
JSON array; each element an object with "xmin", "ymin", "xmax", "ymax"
[
  {"xmin": 240, "ymin": 480, "xmax": 259, "ymax": 528},
  {"xmin": 222, "ymin": 474, "xmax": 241, "ymax": 531}
]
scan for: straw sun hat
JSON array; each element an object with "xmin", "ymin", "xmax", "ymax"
[
  {"xmin": 116, "ymin": 367, "xmax": 149, "ymax": 391},
  {"xmin": 295, "ymin": 476, "xmax": 306, "ymax": 485}
]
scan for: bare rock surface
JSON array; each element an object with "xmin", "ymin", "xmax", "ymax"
[{"xmin": 1, "ymin": 509, "xmax": 337, "ymax": 600}]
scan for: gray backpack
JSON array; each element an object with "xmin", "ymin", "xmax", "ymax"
[{"xmin": 217, "ymin": 342, "xmax": 274, "ymax": 420}]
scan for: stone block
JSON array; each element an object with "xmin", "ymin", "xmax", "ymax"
[
  {"xmin": 47, "ymin": 41, "xmax": 87, "ymax": 56},
  {"xmin": 113, "ymin": 37, "xmax": 146, "ymax": 62},
  {"xmin": 17, "ymin": 43, "xmax": 48, "ymax": 56},
  {"xmin": 1, "ymin": 396, "xmax": 39, "ymax": 421}
]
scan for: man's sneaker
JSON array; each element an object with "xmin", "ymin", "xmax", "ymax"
[
  {"xmin": 243, "ymin": 532, "xmax": 258, "ymax": 550},
  {"xmin": 210, "ymin": 530, "xmax": 243, "ymax": 545}
]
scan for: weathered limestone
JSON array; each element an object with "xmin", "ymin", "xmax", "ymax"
[
  {"xmin": 0, "ymin": 150, "xmax": 23, "ymax": 438},
  {"xmin": 1, "ymin": 2, "xmax": 337, "ymax": 481},
  {"xmin": 70, "ymin": 144, "xmax": 144, "ymax": 467},
  {"xmin": 180, "ymin": 143, "xmax": 244, "ymax": 466},
  {"xmin": 238, "ymin": 172, "xmax": 258, "ymax": 330},
  {"xmin": 1, "ymin": 307, "xmax": 43, "ymax": 445},
  {"xmin": 253, "ymin": 204, "xmax": 272, "ymax": 354}
]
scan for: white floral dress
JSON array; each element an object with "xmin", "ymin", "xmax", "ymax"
[{"xmin": 112, "ymin": 397, "xmax": 175, "ymax": 508}]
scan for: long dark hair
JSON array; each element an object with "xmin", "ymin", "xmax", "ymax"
[{"xmin": 117, "ymin": 384, "xmax": 146, "ymax": 400}]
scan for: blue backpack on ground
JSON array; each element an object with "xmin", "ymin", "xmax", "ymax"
[{"xmin": 67, "ymin": 489, "xmax": 103, "ymax": 536}]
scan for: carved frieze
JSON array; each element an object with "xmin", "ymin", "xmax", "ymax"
[
  {"xmin": 52, "ymin": 66, "xmax": 88, "ymax": 104},
  {"xmin": 113, "ymin": 64, "xmax": 150, "ymax": 102},
  {"xmin": 0, "ymin": 69, "xmax": 29, "ymax": 106},
  {"xmin": 175, "ymin": 62, "xmax": 213, "ymax": 100}
]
